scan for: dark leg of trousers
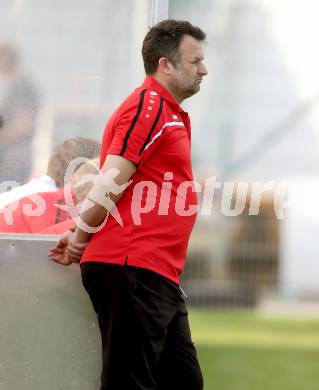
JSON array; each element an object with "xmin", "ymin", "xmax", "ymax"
[
  {"xmin": 80, "ymin": 262, "xmax": 204, "ymax": 390},
  {"xmin": 156, "ymin": 304, "xmax": 204, "ymax": 390}
]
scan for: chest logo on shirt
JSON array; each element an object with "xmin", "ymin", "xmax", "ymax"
[{"xmin": 150, "ymin": 91, "xmax": 158, "ymax": 96}]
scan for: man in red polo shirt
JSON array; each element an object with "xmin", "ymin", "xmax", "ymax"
[{"xmin": 49, "ymin": 19, "xmax": 208, "ymax": 390}]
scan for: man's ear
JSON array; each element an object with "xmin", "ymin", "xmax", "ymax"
[{"xmin": 158, "ymin": 57, "xmax": 174, "ymax": 76}]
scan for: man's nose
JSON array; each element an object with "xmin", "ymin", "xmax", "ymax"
[{"xmin": 199, "ymin": 63, "xmax": 208, "ymax": 76}]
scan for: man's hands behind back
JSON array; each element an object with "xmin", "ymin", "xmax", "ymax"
[{"xmin": 48, "ymin": 230, "xmax": 88, "ymax": 266}]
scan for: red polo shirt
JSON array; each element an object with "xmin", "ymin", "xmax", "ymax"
[{"xmin": 81, "ymin": 76, "xmax": 198, "ymax": 284}]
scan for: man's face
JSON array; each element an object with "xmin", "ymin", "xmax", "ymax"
[{"xmin": 168, "ymin": 35, "xmax": 208, "ymax": 102}]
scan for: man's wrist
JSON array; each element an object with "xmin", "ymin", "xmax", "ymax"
[{"xmin": 74, "ymin": 227, "xmax": 91, "ymax": 244}]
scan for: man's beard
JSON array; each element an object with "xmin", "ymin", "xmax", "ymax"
[
  {"xmin": 169, "ymin": 78, "xmax": 200, "ymax": 101},
  {"xmin": 184, "ymin": 82, "xmax": 200, "ymax": 98}
]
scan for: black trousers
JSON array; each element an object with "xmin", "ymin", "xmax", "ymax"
[{"xmin": 81, "ymin": 262, "xmax": 204, "ymax": 390}]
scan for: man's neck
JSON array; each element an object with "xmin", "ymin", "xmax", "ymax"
[{"xmin": 150, "ymin": 74, "xmax": 183, "ymax": 105}]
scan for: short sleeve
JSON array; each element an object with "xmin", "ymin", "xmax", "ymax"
[{"xmin": 108, "ymin": 89, "xmax": 164, "ymax": 165}]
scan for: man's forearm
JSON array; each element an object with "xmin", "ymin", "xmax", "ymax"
[
  {"xmin": 74, "ymin": 201, "xmax": 109, "ymax": 243},
  {"xmin": 73, "ymin": 154, "xmax": 136, "ymax": 243}
]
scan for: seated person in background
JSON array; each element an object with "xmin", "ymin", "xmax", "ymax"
[
  {"xmin": 0, "ymin": 138, "xmax": 101, "ymax": 233},
  {"xmin": 0, "ymin": 136, "xmax": 101, "ymax": 208},
  {"xmin": 0, "ymin": 189, "xmax": 69, "ymax": 234},
  {"xmin": 38, "ymin": 157, "xmax": 100, "ymax": 235}
]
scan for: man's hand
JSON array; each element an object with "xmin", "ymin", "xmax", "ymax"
[
  {"xmin": 48, "ymin": 230, "xmax": 88, "ymax": 266},
  {"xmin": 48, "ymin": 230, "xmax": 73, "ymax": 266},
  {"xmin": 65, "ymin": 235, "xmax": 88, "ymax": 264}
]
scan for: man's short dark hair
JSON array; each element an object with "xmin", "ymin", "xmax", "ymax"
[{"xmin": 142, "ymin": 19, "xmax": 206, "ymax": 75}]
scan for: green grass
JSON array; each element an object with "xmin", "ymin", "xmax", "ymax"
[{"xmin": 189, "ymin": 310, "xmax": 319, "ymax": 390}]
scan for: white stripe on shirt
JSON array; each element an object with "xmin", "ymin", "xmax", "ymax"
[{"xmin": 144, "ymin": 121, "xmax": 185, "ymax": 151}]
